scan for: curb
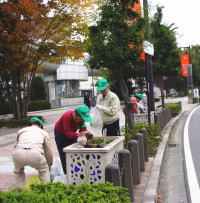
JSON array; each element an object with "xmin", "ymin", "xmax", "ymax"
[
  {"xmin": 0, "ymin": 105, "xmax": 78, "ymax": 119},
  {"xmin": 142, "ymin": 107, "xmax": 194, "ymax": 203}
]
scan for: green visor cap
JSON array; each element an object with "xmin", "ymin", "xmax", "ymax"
[
  {"xmin": 76, "ymin": 105, "xmax": 92, "ymax": 122},
  {"xmin": 135, "ymin": 94, "xmax": 144, "ymax": 100},
  {"xmin": 29, "ymin": 117, "xmax": 44, "ymax": 128},
  {"xmin": 96, "ymin": 78, "xmax": 109, "ymax": 91}
]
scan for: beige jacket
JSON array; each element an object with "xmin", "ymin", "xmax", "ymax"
[
  {"xmin": 14, "ymin": 125, "xmax": 53, "ymax": 167},
  {"xmin": 96, "ymin": 90, "xmax": 120, "ymax": 125}
]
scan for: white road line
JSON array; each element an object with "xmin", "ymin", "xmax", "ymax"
[{"xmin": 184, "ymin": 106, "xmax": 200, "ymax": 203}]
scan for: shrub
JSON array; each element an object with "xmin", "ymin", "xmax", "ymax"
[
  {"xmin": 0, "ymin": 99, "xmax": 51, "ymax": 116},
  {"xmin": 179, "ymin": 91, "xmax": 185, "ymax": 97},
  {"xmin": 123, "ymin": 122, "xmax": 161, "ymax": 156},
  {"xmin": 0, "ymin": 182, "xmax": 131, "ymax": 203},
  {"xmin": 30, "ymin": 76, "xmax": 47, "ymax": 101},
  {"xmin": 154, "ymin": 98, "xmax": 160, "ymax": 102},
  {"xmin": 0, "ymin": 116, "xmax": 43, "ymax": 128},
  {"xmin": 165, "ymin": 102, "xmax": 181, "ymax": 117},
  {"xmin": 0, "ymin": 101, "xmax": 12, "ymax": 115},
  {"xmin": 28, "ymin": 100, "xmax": 51, "ymax": 111}
]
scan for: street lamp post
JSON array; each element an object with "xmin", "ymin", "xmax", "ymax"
[
  {"xmin": 143, "ymin": 0, "xmax": 155, "ymax": 123},
  {"xmin": 181, "ymin": 46, "xmax": 193, "ymax": 104}
]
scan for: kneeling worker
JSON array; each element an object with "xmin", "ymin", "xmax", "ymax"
[{"xmin": 12, "ymin": 117, "xmax": 53, "ymax": 188}]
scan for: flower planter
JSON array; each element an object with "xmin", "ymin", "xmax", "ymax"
[{"xmin": 63, "ymin": 136, "xmax": 124, "ymax": 185}]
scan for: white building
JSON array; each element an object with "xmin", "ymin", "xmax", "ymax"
[{"xmin": 43, "ymin": 60, "xmax": 88, "ymax": 108}]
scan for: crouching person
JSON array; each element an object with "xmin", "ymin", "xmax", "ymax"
[{"xmin": 12, "ymin": 117, "xmax": 53, "ymax": 188}]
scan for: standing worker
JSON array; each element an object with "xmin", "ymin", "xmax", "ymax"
[
  {"xmin": 84, "ymin": 92, "xmax": 91, "ymax": 109},
  {"xmin": 12, "ymin": 117, "xmax": 53, "ymax": 188},
  {"xmin": 95, "ymin": 78, "xmax": 121, "ymax": 136},
  {"xmin": 54, "ymin": 105, "xmax": 92, "ymax": 174},
  {"xmin": 131, "ymin": 94, "xmax": 145, "ymax": 114}
]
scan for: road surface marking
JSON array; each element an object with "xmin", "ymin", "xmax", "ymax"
[{"xmin": 184, "ymin": 106, "xmax": 200, "ymax": 203}]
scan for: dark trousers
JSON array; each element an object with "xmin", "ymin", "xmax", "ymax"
[
  {"xmin": 102, "ymin": 119, "xmax": 120, "ymax": 136},
  {"xmin": 54, "ymin": 129, "xmax": 77, "ymax": 174}
]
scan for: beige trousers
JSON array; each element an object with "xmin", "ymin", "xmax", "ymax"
[{"xmin": 12, "ymin": 148, "xmax": 50, "ymax": 188}]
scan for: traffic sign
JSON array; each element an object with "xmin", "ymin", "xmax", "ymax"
[{"xmin": 143, "ymin": 40, "xmax": 154, "ymax": 56}]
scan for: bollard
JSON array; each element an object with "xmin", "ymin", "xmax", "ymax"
[
  {"xmin": 134, "ymin": 133, "xmax": 145, "ymax": 172},
  {"xmin": 105, "ymin": 164, "xmax": 121, "ymax": 186},
  {"xmin": 139, "ymin": 128, "xmax": 149, "ymax": 162},
  {"xmin": 128, "ymin": 140, "xmax": 140, "ymax": 185},
  {"xmin": 118, "ymin": 149, "xmax": 134, "ymax": 202}
]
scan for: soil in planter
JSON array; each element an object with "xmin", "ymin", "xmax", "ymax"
[{"xmin": 84, "ymin": 134, "xmax": 115, "ymax": 148}]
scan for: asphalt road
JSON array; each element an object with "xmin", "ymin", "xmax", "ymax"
[
  {"xmin": 158, "ymin": 104, "xmax": 200, "ymax": 203},
  {"xmin": 184, "ymin": 105, "xmax": 200, "ymax": 203}
]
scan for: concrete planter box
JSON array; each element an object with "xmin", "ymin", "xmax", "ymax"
[
  {"xmin": 134, "ymin": 111, "xmax": 154, "ymax": 123},
  {"xmin": 63, "ymin": 136, "xmax": 124, "ymax": 185}
]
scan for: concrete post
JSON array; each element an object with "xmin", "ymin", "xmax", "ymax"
[
  {"xmin": 139, "ymin": 128, "xmax": 149, "ymax": 162},
  {"xmin": 134, "ymin": 133, "xmax": 145, "ymax": 172},
  {"xmin": 119, "ymin": 149, "xmax": 134, "ymax": 201},
  {"xmin": 105, "ymin": 164, "xmax": 121, "ymax": 186},
  {"xmin": 128, "ymin": 140, "xmax": 140, "ymax": 185}
]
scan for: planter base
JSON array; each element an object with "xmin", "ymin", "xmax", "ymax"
[{"xmin": 63, "ymin": 136, "xmax": 124, "ymax": 185}]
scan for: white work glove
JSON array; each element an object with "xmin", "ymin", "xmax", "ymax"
[{"xmin": 96, "ymin": 104, "xmax": 104, "ymax": 111}]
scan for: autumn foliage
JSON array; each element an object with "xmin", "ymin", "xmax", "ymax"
[{"xmin": 0, "ymin": 0, "xmax": 96, "ymax": 119}]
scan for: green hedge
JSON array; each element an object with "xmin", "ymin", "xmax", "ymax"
[
  {"xmin": 0, "ymin": 182, "xmax": 131, "ymax": 203},
  {"xmin": 0, "ymin": 116, "xmax": 43, "ymax": 128},
  {"xmin": 179, "ymin": 91, "xmax": 185, "ymax": 97},
  {"xmin": 123, "ymin": 122, "xmax": 161, "ymax": 156},
  {"xmin": 28, "ymin": 100, "xmax": 51, "ymax": 111},
  {"xmin": 164, "ymin": 103, "xmax": 181, "ymax": 117},
  {"xmin": 0, "ymin": 102, "xmax": 12, "ymax": 115},
  {"xmin": 0, "ymin": 100, "xmax": 51, "ymax": 116}
]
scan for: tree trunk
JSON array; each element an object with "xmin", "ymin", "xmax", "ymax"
[
  {"xmin": 119, "ymin": 74, "xmax": 134, "ymax": 130},
  {"xmin": 11, "ymin": 71, "xmax": 21, "ymax": 119}
]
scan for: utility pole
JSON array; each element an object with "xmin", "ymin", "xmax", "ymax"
[{"xmin": 143, "ymin": 0, "xmax": 155, "ymax": 123}]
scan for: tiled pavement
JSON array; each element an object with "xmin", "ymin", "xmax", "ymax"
[{"xmin": 0, "ymin": 98, "xmax": 196, "ymax": 203}]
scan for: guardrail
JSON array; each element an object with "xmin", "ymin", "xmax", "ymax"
[{"xmin": 154, "ymin": 107, "xmax": 172, "ymax": 130}]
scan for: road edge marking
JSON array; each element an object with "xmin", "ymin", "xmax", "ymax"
[{"xmin": 184, "ymin": 106, "xmax": 200, "ymax": 203}]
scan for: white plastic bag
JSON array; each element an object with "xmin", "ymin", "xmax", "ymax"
[
  {"xmin": 50, "ymin": 156, "xmax": 64, "ymax": 182},
  {"xmin": 91, "ymin": 107, "xmax": 103, "ymax": 130}
]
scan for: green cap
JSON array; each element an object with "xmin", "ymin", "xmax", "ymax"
[
  {"xmin": 135, "ymin": 94, "xmax": 143, "ymax": 100},
  {"xmin": 96, "ymin": 78, "xmax": 109, "ymax": 91},
  {"xmin": 29, "ymin": 117, "xmax": 44, "ymax": 129},
  {"xmin": 76, "ymin": 105, "xmax": 92, "ymax": 122}
]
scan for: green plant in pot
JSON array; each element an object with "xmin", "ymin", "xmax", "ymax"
[{"xmin": 82, "ymin": 133, "xmax": 114, "ymax": 148}]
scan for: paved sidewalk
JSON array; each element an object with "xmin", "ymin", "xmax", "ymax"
[{"xmin": 0, "ymin": 97, "xmax": 197, "ymax": 203}]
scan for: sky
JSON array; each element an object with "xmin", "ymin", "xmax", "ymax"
[{"xmin": 148, "ymin": 0, "xmax": 200, "ymax": 47}]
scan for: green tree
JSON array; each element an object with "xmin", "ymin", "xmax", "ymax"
[
  {"xmin": 30, "ymin": 76, "xmax": 46, "ymax": 101},
  {"xmin": 150, "ymin": 6, "xmax": 180, "ymax": 107},
  {"xmin": 190, "ymin": 45, "xmax": 200, "ymax": 87},
  {"xmin": 0, "ymin": 0, "xmax": 96, "ymax": 119},
  {"xmin": 87, "ymin": 0, "xmax": 144, "ymax": 128}
]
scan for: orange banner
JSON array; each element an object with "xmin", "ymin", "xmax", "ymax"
[
  {"xmin": 132, "ymin": 1, "xmax": 141, "ymax": 15},
  {"xmin": 126, "ymin": 0, "xmax": 141, "ymax": 24},
  {"xmin": 181, "ymin": 64, "xmax": 188, "ymax": 77},
  {"xmin": 129, "ymin": 44, "xmax": 146, "ymax": 61},
  {"xmin": 180, "ymin": 54, "xmax": 189, "ymax": 65},
  {"xmin": 180, "ymin": 54, "xmax": 189, "ymax": 77},
  {"xmin": 140, "ymin": 52, "xmax": 146, "ymax": 61}
]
